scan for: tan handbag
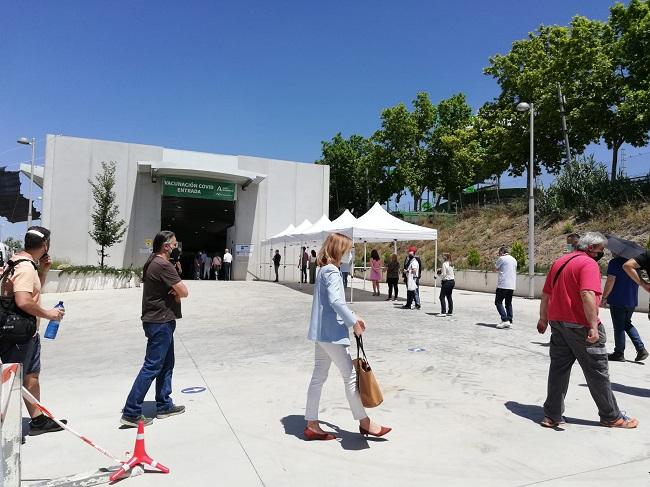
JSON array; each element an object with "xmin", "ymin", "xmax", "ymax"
[{"xmin": 352, "ymin": 334, "xmax": 383, "ymax": 408}]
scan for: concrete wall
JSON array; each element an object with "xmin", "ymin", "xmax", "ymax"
[
  {"xmin": 43, "ymin": 135, "xmax": 162, "ymax": 268},
  {"xmin": 357, "ymin": 268, "xmax": 649, "ymax": 313},
  {"xmin": 42, "ymin": 135, "xmax": 329, "ymax": 280}
]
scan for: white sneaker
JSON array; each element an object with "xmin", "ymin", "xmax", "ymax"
[
  {"xmin": 496, "ymin": 321, "xmax": 511, "ymax": 329},
  {"xmin": 438, "ymin": 313, "xmax": 447, "ymax": 317}
]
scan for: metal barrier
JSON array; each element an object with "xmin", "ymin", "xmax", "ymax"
[{"xmin": 1, "ymin": 363, "xmax": 22, "ymax": 487}]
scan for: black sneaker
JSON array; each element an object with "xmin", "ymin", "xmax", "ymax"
[
  {"xmin": 156, "ymin": 404, "xmax": 185, "ymax": 419},
  {"xmin": 120, "ymin": 414, "xmax": 154, "ymax": 428},
  {"xmin": 635, "ymin": 349, "xmax": 649, "ymax": 362},
  {"xmin": 415, "ymin": 305, "xmax": 421, "ymax": 309},
  {"xmin": 400, "ymin": 305, "xmax": 412, "ymax": 309},
  {"xmin": 28, "ymin": 417, "xmax": 67, "ymax": 436},
  {"xmin": 608, "ymin": 352, "xmax": 625, "ymax": 362}
]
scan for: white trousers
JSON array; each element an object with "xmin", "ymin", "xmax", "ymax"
[{"xmin": 305, "ymin": 341, "xmax": 367, "ymax": 421}]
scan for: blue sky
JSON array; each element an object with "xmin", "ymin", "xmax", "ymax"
[{"xmin": 1, "ymin": 0, "xmax": 647, "ymax": 239}]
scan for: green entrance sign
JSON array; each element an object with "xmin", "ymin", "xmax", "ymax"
[{"xmin": 162, "ymin": 177, "xmax": 236, "ymax": 201}]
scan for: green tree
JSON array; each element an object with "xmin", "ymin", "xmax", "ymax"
[
  {"xmin": 566, "ymin": 6, "xmax": 650, "ymax": 180},
  {"xmin": 88, "ymin": 161, "xmax": 127, "ymax": 268},
  {"xmin": 428, "ymin": 94, "xmax": 484, "ymax": 203},
  {"xmin": 373, "ymin": 93, "xmax": 436, "ymax": 211},
  {"xmin": 317, "ymin": 133, "xmax": 384, "ymax": 217},
  {"xmin": 2, "ymin": 237, "xmax": 22, "ymax": 254}
]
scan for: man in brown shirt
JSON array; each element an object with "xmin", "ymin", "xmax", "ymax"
[
  {"xmin": 1, "ymin": 226, "xmax": 66, "ymax": 436},
  {"xmin": 121, "ymin": 231, "xmax": 188, "ymax": 427}
]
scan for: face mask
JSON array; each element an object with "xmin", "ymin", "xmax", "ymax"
[
  {"xmin": 565, "ymin": 244, "xmax": 574, "ymax": 252},
  {"xmin": 591, "ymin": 251, "xmax": 604, "ymax": 262}
]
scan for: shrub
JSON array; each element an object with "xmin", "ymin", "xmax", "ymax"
[
  {"xmin": 59, "ymin": 265, "xmax": 143, "ymax": 280},
  {"xmin": 467, "ymin": 248, "xmax": 480, "ymax": 268},
  {"xmin": 511, "ymin": 241, "xmax": 527, "ymax": 271},
  {"xmin": 562, "ymin": 222, "xmax": 574, "ymax": 234},
  {"xmin": 538, "ymin": 156, "xmax": 647, "ymax": 221}
]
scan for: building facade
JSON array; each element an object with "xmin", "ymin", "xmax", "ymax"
[{"xmin": 41, "ymin": 135, "xmax": 329, "ymax": 280}]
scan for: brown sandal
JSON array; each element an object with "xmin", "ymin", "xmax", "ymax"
[{"xmin": 540, "ymin": 417, "xmax": 564, "ymax": 428}]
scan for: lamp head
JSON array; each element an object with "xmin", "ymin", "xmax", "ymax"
[
  {"xmin": 516, "ymin": 102, "xmax": 531, "ymax": 112},
  {"xmin": 17, "ymin": 137, "xmax": 32, "ymax": 145}
]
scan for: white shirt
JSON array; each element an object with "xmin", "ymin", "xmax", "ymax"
[
  {"xmin": 440, "ymin": 261, "xmax": 455, "ymax": 280},
  {"xmin": 407, "ymin": 258, "xmax": 419, "ymax": 291},
  {"xmin": 496, "ymin": 254, "xmax": 517, "ymax": 290},
  {"xmin": 223, "ymin": 252, "xmax": 233, "ymax": 263}
]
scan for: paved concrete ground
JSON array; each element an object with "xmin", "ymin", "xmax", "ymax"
[{"xmin": 19, "ymin": 279, "xmax": 650, "ymax": 486}]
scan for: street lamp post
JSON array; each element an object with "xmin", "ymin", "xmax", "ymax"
[
  {"xmin": 516, "ymin": 102, "xmax": 535, "ymax": 299},
  {"xmin": 17, "ymin": 137, "xmax": 36, "ymax": 228}
]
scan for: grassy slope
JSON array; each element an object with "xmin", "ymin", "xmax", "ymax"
[{"xmin": 355, "ymin": 201, "xmax": 650, "ymax": 272}]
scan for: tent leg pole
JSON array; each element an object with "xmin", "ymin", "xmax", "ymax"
[
  {"xmin": 434, "ymin": 239, "xmax": 438, "ymax": 305},
  {"xmin": 363, "ymin": 242, "xmax": 367, "ymax": 291}
]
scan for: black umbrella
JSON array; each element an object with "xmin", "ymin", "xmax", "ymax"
[{"xmin": 605, "ymin": 235, "xmax": 646, "ymax": 260}]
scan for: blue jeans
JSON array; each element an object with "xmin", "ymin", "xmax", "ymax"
[
  {"xmin": 610, "ymin": 305, "xmax": 644, "ymax": 354},
  {"xmin": 341, "ymin": 272, "xmax": 349, "ymax": 288},
  {"xmin": 495, "ymin": 288, "xmax": 513, "ymax": 322},
  {"xmin": 123, "ymin": 321, "xmax": 176, "ymax": 417}
]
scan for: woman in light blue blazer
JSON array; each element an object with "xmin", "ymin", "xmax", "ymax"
[{"xmin": 304, "ymin": 233, "xmax": 391, "ymax": 441}]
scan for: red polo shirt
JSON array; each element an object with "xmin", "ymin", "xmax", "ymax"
[{"xmin": 543, "ymin": 251, "xmax": 602, "ymax": 327}]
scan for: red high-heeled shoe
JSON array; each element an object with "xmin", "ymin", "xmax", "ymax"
[
  {"xmin": 359, "ymin": 425, "xmax": 392, "ymax": 437},
  {"xmin": 304, "ymin": 427, "xmax": 336, "ymax": 441}
]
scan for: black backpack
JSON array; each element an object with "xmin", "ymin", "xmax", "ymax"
[{"xmin": 0, "ymin": 259, "xmax": 38, "ymax": 344}]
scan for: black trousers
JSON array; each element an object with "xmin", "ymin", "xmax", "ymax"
[
  {"xmin": 387, "ymin": 278, "xmax": 399, "ymax": 299},
  {"xmin": 440, "ymin": 279, "xmax": 455, "ymax": 314},
  {"xmin": 301, "ymin": 265, "xmax": 307, "ymax": 283},
  {"xmin": 495, "ymin": 288, "xmax": 514, "ymax": 322},
  {"xmin": 274, "ymin": 264, "xmax": 280, "ymax": 281}
]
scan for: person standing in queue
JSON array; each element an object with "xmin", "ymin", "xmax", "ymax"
[
  {"xmin": 385, "ymin": 253, "xmax": 400, "ymax": 301},
  {"xmin": 304, "ymin": 233, "xmax": 391, "ymax": 440},
  {"xmin": 223, "ymin": 248, "xmax": 233, "ymax": 281},
  {"xmin": 273, "ymin": 249, "xmax": 282, "ymax": 283},
  {"xmin": 437, "ymin": 253, "xmax": 455, "ymax": 316},
  {"xmin": 121, "ymin": 231, "xmax": 188, "ymax": 427}
]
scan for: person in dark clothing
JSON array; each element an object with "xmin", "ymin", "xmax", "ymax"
[
  {"xmin": 386, "ymin": 253, "xmax": 400, "ymax": 301},
  {"xmin": 603, "ymin": 254, "xmax": 647, "ymax": 362},
  {"xmin": 300, "ymin": 246, "xmax": 308, "ymax": 283},
  {"xmin": 273, "ymin": 249, "xmax": 281, "ymax": 282}
]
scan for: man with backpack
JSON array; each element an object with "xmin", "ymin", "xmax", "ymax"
[{"xmin": 0, "ymin": 226, "xmax": 66, "ymax": 436}]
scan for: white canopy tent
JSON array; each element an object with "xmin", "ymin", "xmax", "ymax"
[
  {"xmin": 262, "ymin": 203, "xmax": 438, "ymax": 302},
  {"xmin": 263, "ymin": 223, "xmax": 295, "ymax": 281}
]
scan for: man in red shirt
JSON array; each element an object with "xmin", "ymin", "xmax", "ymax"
[{"xmin": 536, "ymin": 232, "xmax": 638, "ymax": 429}]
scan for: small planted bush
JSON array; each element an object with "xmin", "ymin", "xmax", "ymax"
[
  {"xmin": 511, "ymin": 241, "xmax": 527, "ymax": 271},
  {"xmin": 467, "ymin": 248, "xmax": 480, "ymax": 268}
]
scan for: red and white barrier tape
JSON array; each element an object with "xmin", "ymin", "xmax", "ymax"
[{"xmin": 21, "ymin": 387, "xmax": 122, "ymax": 464}]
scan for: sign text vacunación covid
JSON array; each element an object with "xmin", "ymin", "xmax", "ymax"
[{"xmin": 162, "ymin": 177, "xmax": 236, "ymax": 201}]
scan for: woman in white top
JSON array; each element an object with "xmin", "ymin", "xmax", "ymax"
[{"xmin": 437, "ymin": 253, "xmax": 455, "ymax": 316}]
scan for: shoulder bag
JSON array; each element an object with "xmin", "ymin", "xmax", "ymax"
[
  {"xmin": 353, "ymin": 334, "xmax": 384, "ymax": 408},
  {"xmin": 0, "ymin": 259, "xmax": 38, "ymax": 344}
]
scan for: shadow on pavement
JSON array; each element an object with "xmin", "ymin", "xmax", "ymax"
[
  {"xmin": 281, "ymin": 415, "xmax": 385, "ymax": 450},
  {"xmin": 505, "ymin": 401, "xmax": 601, "ymax": 428},
  {"xmin": 530, "ymin": 341, "xmax": 551, "ymax": 347},
  {"xmin": 581, "ymin": 382, "xmax": 650, "ymax": 398},
  {"xmin": 474, "ymin": 322, "xmax": 499, "ymax": 329},
  {"xmin": 277, "ymin": 282, "xmax": 397, "ymax": 303}
]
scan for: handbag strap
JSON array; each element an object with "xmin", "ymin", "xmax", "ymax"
[
  {"xmin": 552, "ymin": 254, "xmax": 581, "ymax": 288},
  {"xmin": 354, "ymin": 334, "xmax": 369, "ymax": 364}
]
